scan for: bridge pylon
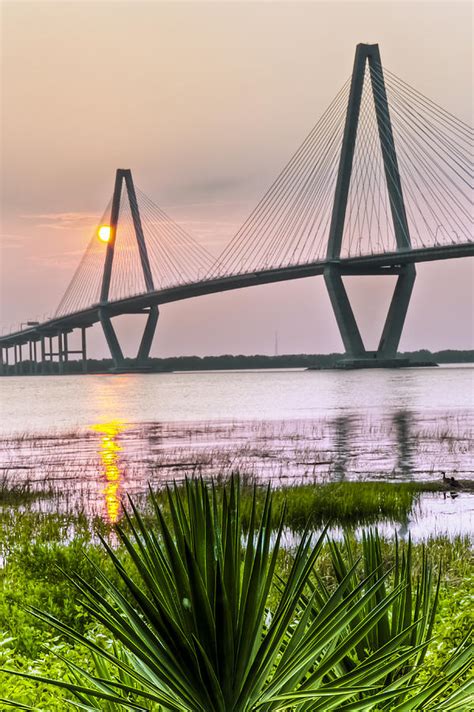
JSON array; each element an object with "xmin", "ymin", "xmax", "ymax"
[
  {"xmin": 99, "ymin": 168, "xmax": 159, "ymax": 369},
  {"xmin": 325, "ymin": 43, "xmax": 416, "ymax": 366}
]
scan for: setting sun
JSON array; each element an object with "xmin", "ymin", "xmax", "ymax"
[{"xmin": 98, "ymin": 225, "xmax": 111, "ymax": 242}]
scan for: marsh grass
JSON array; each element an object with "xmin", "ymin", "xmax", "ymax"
[
  {"xmin": 143, "ymin": 477, "xmax": 454, "ymax": 530},
  {"xmin": 2, "ymin": 417, "xmax": 472, "ymax": 518},
  {"xmin": 0, "ymin": 473, "xmax": 58, "ymax": 506},
  {"xmin": 244, "ymin": 479, "xmax": 435, "ymax": 528},
  {"xmin": 0, "ymin": 469, "xmax": 470, "ymax": 536},
  {"xmin": 0, "ymin": 487, "xmax": 472, "ymax": 708},
  {"xmin": 1, "ymin": 479, "xmax": 472, "ymax": 710}
]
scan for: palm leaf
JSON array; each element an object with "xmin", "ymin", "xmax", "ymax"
[{"xmin": 2, "ymin": 478, "xmax": 470, "ymax": 710}]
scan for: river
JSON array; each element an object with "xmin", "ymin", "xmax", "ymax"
[{"xmin": 1, "ymin": 365, "xmax": 473, "ymax": 537}]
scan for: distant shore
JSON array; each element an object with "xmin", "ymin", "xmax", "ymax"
[{"xmin": 3, "ymin": 349, "xmax": 471, "ymax": 375}]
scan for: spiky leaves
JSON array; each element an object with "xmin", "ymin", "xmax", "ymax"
[{"xmin": 3, "ymin": 478, "xmax": 472, "ymax": 710}]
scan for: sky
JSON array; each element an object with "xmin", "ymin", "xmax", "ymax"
[{"xmin": 1, "ymin": 0, "xmax": 473, "ymax": 358}]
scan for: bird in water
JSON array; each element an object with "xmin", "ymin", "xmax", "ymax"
[{"xmin": 441, "ymin": 471, "xmax": 461, "ymax": 488}]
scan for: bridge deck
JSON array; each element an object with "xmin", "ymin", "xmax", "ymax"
[{"xmin": 1, "ymin": 243, "xmax": 472, "ymax": 347}]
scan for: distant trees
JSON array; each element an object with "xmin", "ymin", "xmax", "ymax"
[{"xmin": 2, "ymin": 350, "xmax": 473, "ymax": 376}]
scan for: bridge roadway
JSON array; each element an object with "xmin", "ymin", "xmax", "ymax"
[{"xmin": 1, "ymin": 242, "xmax": 473, "ymax": 348}]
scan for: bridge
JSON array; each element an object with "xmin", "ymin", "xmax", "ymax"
[{"xmin": 1, "ymin": 43, "xmax": 472, "ymax": 374}]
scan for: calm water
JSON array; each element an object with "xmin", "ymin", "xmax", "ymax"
[
  {"xmin": 1, "ymin": 366, "xmax": 473, "ymax": 537},
  {"xmin": 1, "ymin": 366, "xmax": 473, "ymax": 431}
]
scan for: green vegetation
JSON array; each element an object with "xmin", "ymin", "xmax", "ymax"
[
  {"xmin": 0, "ymin": 474, "xmax": 57, "ymax": 507},
  {"xmin": 0, "ymin": 479, "xmax": 473, "ymax": 709},
  {"xmin": 149, "ymin": 479, "xmax": 453, "ymax": 530},
  {"xmin": 0, "ymin": 478, "xmax": 465, "ymax": 539},
  {"xmin": 2, "ymin": 349, "xmax": 473, "ymax": 375}
]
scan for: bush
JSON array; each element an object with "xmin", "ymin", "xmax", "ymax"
[{"xmin": 2, "ymin": 478, "xmax": 473, "ymax": 710}]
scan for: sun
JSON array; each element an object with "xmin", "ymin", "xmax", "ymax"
[{"xmin": 98, "ymin": 225, "xmax": 111, "ymax": 242}]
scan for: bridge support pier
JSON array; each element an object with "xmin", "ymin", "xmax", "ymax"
[
  {"xmin": 58, "ymin": 332, "xmax": 64, "ymax": 375},
  {"xmin": 63, "ymin": 333, "xmax": 69, "ymax": 366},
  {"xmin": 48, "ymin": 336, "xmax": 53, "ymax": 374},
  {"xmin": 97, "ymin": 169, "xmax": 157, "ymax": 373},
  {"xmin": 81, "ymin": 327, "xmax": 88, "ymax": 373},
  {"xmin": 99, "ymin": 308, "xmax": 159, "ymax": 371},
  {"xmin": 32, "ymin": 340, "xmax": 37, "ymax": 375},
  {"xmin": 378, "ymin": 264, "xmax": 416, "ymax": 357},
  {"xmin": 137, "ymin": 307, "xmax": 159, "ymax": 364},
  {"xmin": 28, "ymin": 341, "xmax": 33, "ymax": 375},
  {"xmin": 324, "ymin": 265, "xmax": 365, "ymax": 358},
  {"xmin": 40, "ymin": 337, "xmax": 46, "ymax": 374},
  {"xmin": 99, "ymin": 311, "xmax": 125, "ymax": 370},
  {"xmin": 323, "ymin": 43, "xmax": 417, "ymax": 368},
  {"xmin": 324, "ymin": 263, "xmax": 417, "ymax": 367}
]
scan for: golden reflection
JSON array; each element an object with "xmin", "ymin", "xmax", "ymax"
[{"xmin": 90, "ymin": 420, "xmax": 126, "ymax": 523}]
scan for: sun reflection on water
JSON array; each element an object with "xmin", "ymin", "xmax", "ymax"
[{"xmin": 90, "ymin": 420, "xmax": 126, "ymax": 523}]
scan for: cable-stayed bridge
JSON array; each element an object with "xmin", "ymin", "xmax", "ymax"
[{"xmin": 1, "ymin": 43, "xmax": 472, "ymax": 373}]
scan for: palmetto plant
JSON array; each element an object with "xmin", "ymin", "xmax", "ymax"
[{"xmin": 3, "ymin": 478, "xmax": 473, "ymax": 710}]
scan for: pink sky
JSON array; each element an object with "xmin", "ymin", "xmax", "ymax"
[{"xmin": 1, "ymin": 1, "xmax": 472, "ymax": 358}]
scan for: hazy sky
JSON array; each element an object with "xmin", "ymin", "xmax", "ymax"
[{"xmin": 1, "ymin": 0, "xmax": 473, "ymax": 357}]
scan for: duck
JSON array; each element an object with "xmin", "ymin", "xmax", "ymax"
[{"xmin": 441, "ymin": 471, "xmax": 461, "ymax": 488}]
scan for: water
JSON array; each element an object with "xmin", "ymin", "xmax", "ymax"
[
  {"xmin": 1, "ymin": 366, "xmax": 473, "ymax": 431},
  {"xmin": 1, "ymin": 366, "xmax": 473, "ymax": 537}
]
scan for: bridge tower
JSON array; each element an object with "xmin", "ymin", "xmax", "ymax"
[
  {"xmin": 99, "ymin": 168, "xmax": 159, "ymax": 369},
  {"xmin": 325, "ymin": 43, "xmax": 416, "ymax": 366}
]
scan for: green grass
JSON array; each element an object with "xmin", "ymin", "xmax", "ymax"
[
  {"xmin": 244, "ymin": 480, "xmax": 425, "ymax": 528},
  {"xmin": 1, "ymin": 544, "xmax": 471, "ymax": 708},
  {"xmin": 0, "ymin": 503, "xmax": 473, "ymax": 707},
  {"xmin": 146, "ymin": 479, "xmax": 447, "ymax": 530},
  {"xmin": 0, "ymin": 473, "xmax": 57, "ymax": 507},
  {"xmin": 0, "ymin": 479, "xmax": 472, "ymax": 708},
  {"xmin": 0, "ymin": 479, "xmax": 432, "ymax": 556}
]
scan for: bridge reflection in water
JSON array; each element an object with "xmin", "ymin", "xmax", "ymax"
[{"xmin": 90, "ymin": 421, "xmax": 126, "ymax": 523}]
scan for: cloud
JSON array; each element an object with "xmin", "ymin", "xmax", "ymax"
[
  {"xmin": 176, "ymin": 219, "xmax": 239, "ymax": 249},
  {"xmin": 165, "ymin": 199, "xmax": 248, "ymax": 210},
  {"xmin": 175, "ymin": 173, "xmax": 254, "ymax": 202},
  {"xmin": 26, "ymin": 250, "xmax": 86, "ymax": 269},
  {"xmin": 21, "ymin": 212, "xmax": 100, "ymax": 230},
  {"xmin": 0, "ymin": 233, "xmax": 28, "ymax": 249}
]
